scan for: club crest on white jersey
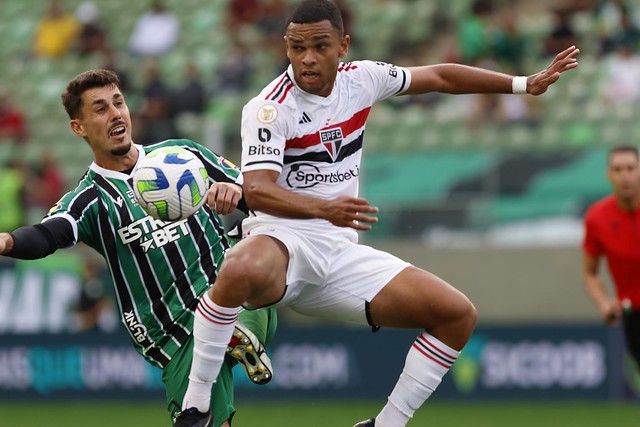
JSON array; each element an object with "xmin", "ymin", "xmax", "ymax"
[
  {"xmin": 319, "ymin": 127, "xmax": 343, "ymax": 162},
  {"xmin": 241, "ymin": 60, "xmax": 411, "ymax": 201}
]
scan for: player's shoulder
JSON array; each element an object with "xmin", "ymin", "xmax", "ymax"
[
  {"xmin": 253, "ymin": 70, "xmax": 297, "ymax": 105},
  {"xmin": 245, "ymin": 73, "xmax": 298, "ymax": 125},
  {"xmin": 49, "ymin": 176, "xmax": 99, "ymax": 214},
  {"xmin": 585, "ymin": 195, "xmax": 617, "ymax": 218},
  {"xmin": 143, "ymin": 138, "xmax": 201, "ymax": 153},
  {"xmin": 349, "ymin": 59, "xmax": 402, "ymax": 74}
]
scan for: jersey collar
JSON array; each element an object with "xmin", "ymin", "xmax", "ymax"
[{"xmin": 89, "ymin": 144, "xmax": 145, "ymax": 180}]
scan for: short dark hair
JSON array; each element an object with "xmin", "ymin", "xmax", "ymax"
[
  {"xmin": 286, "ymin": 0, "xmax": 344, "ymax": 36},
  {"xmin": 61, "ymin": 69, "xmax": 121, "ymax": 119},
  {"xmin": 609, "ymin": 145, "xmax": 639, "ymax": 162}
]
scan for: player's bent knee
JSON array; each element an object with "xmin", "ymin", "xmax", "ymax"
[{"xmin": 219, "ymin": 249, "xmax": 262, "ymax": 283}]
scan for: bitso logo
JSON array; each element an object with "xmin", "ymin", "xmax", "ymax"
[
  {"xmin": 319, "ymin": 127, "xmax": 343, "ymax": 162},
  {"xmin": 257, "ymin": 104, "xmax": 278, "ymax": 124}
]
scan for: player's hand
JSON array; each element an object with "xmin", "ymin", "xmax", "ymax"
[
  {"xmin": 600, "ymin": 298, "xmax": 622, "ymax": 325},
  {"xmin": 207, "ymin": 183, "xmax": 242, "ymax": 215},
  {"xmin": 322, "ymin": 196, "xmax": 378, "ymax": 231},
  {"xmin": 0, "ymin": 233, "xmax": 14, "ymax": 255},
  {"xmin": 527, "ymin": 45, "xmax": 580, "ymax": 96}
]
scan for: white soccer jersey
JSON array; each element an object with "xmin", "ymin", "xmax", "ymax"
[{"xmin": 241, "ymin": 60, "xmax": 411, "ymax": 219}]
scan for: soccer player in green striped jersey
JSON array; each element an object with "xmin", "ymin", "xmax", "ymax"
[{"xmin": 0, "ymin": 69, "xmax": 276, "ymax": 427}]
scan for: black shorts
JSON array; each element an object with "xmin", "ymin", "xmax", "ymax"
[{"xmin": 622, "ymin": 309, "xmax": 640, "ymax": 367}]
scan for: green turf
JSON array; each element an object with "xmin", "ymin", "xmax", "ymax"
[{"xmin": 0, "ymin": 400, "xmax": 639, "ymax": 426}]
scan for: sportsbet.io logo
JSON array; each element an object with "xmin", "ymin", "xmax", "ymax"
[{"xmin": 285, "ymin": 163, "xmax": 360, "ymax": 189}]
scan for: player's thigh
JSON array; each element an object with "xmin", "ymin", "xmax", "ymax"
[
  {"xmin": 370, "ymin": 265, "xmax": 473, "ymax": 329},
  {"xmin": 288, "ymin": 283, "xmax": 370, "ymax": 324},
  {"xmin": 286, "ymin": 243, "xmax": 410, "ymax": 324},
  {"xmin": 163, "ymin": 338, "xmax": 236, "ymax": 426}
]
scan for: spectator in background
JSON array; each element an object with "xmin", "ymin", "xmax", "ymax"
[
  {"xmin": 0, "ymin": 159, "xmax": 26, "ymax": 232},
  {"xmin": 135, "ymin": 60, "xmax": 178, "ymax": 144},
  {"xmin": 25, "ymin": 149, "xmax": 66, "ymax": 219},
  {"xmin": 129, "ymin": 0, "xmax": 179, "ymax": 57},
  {"xmin": 542, "ymin": 8, "xmax": 579, "ymax": 58},
  {"xmin": 75, "ymin": 1, "xmax": 108, "ymax": 57},
  {"xmin": 213, "ymin": 39, "xmax": 252, "ymax": 95},
  {"xmin": 492, "ymin": 5, "xmax": 529, "ymax": 74},
  {"xmin": 174, "ymin": 60, "xmax": 207, "ymax": 116},
  {"xmin": 0, "ymin": 91, "xmax": 28, "ymax": 144},
  {"xmin": 226, "ymin": 0, "xmax": 261, "ymax": 32},
  {"xmin": 32, "ymin": 0, "xmax": 80, "ymax": 59},
  {"xmin": 458, "ymin": 0, "xmax": 494, "ymax": 65},
  {"xmin": 594, "ymin": 0, "xmax": 637, "ymax": 55},
  {"xmin": 607, "ymin": 4, "xmax": 640, "ymax": 53},
  {"xmin": 101, "ymin": 49, "xmax": 132, "ymax": 93},
  {"xmin": 598, "ymin": 39, "xmax": 640, "ymax": 105},
  {"xmin": 582, "ymin": 145, "xmax": 640, "ymax": 370}
]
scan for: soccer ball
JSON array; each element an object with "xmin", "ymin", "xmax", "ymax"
[{"xmin": 132, "ymin": 147, "xmax": 209, "ymax": 221}]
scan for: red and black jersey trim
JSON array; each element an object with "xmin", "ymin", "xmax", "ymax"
[
  {"xmin": 283, "ymin": 131, "xmax": 363, "ymax": 165},
  {"xmin": 265, "ymin": 72, "xmax": 294, "ymax": 104}
]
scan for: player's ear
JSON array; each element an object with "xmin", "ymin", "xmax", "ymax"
[
  {"xmin": 339, "ymin": 34, "xmax": 350, "ymax": 59},
  {"xmin": 70, "ymin": 119, "xmax": 85, "ymax": 137}
]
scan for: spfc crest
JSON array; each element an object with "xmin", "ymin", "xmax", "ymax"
[{"xmin": 319, "ymin": 127, "xmax": 343, "ymax": 162}]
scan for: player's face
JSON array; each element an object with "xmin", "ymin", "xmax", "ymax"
[
  {"xmin": 70, "ymin": 84, "xmax": 134, "ymax": 163},
  {"xmin": 608, "ymin": 151, "xmax": 640, "ymax": 200},
  {"xmin": 285, "ymin": 20, "xmax": 349, "ymax": 97}
]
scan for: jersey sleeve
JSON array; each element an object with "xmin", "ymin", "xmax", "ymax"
[
  {"xmin": 44, "ymin": 185, "xmax": 100, "ymax": 247},
  {"xmin": 240, "ymin": 99, "xmax": 292, "ymax": 174},
  {"xmin": 357, "ymin": 60, "xmax": 412, "ymax": 102},
  {"xmin": 582, "ymin": 207, "xmax": 602, "ymax": 257}
]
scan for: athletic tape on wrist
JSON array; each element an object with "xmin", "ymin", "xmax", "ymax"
[{"xmin": 512, "ymin": 76, "xmax": 527, "ymax": 94}]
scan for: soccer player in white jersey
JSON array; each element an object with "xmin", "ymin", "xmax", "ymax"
[{"xmin": 181, "ymin": 1, "xmax": 580, "ymax": 426}]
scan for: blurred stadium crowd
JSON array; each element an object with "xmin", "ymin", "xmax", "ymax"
[{"xmin": 0, "ymin": 0, "xmax": 639, "ymax": 235}]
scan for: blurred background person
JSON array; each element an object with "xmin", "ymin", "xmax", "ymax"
[
  {"xmin": 32, "ymin": 0, "xmax": 80, "ymax": 59},
  {"xmin": 133, "ymin": 59, "xmax": 178, "ymax": 144},
  {"xmin": 598, "ymin": 39, "xmax": 640, "ymax": 106},
  {"xmin": 582, "ymin": 145, "xmax": 640, "ymax": 369},
  {"xmin": 0, "ymin": 90, "xmax": 28, "ymax": 144},
  {"xmin": 129, "ymin": 0, "xmax": 180, "ymax": 57},
  {"xmin": 74, "ymin": 1, "xmax": 109, "ymax": 57},
  {"xmin": 0, "ymin": 159, "xmax": 27, "ymax": 233}
]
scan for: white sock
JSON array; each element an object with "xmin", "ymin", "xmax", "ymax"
[
  {"xmin": 376, "ymin": 331, "xmax": 460, "ymax": 427},
  {"xmin": 182, "ymin": 293, "xmax": 239, "ymax": 412}
]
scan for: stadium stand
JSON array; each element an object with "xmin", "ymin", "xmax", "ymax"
[{"xmin": 0, "ymin": 0, "xmax": 631, "ymax": 235}]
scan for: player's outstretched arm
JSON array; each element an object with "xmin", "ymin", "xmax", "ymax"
[{"xmin": 405, "ymin": 45, "xmax": 579, "ymax": 96}]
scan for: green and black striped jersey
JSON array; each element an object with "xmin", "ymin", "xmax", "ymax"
[{"xmin": 45, "ymin": 139, "xmax": 241, "ymax": 368}]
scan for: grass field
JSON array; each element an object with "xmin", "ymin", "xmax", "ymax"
[{"xmin": 1, "ymin": 400, "xmax": 639, "ymax": 427}]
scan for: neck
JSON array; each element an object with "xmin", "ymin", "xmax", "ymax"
[
  {"xmin": 617, "ymin": 192, "xmax": 640, "ymax": 212},
  {"xmin": 94, "ymin": 144, "xmax": 138, "ymax": 172}
]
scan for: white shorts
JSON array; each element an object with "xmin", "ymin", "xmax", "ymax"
[{"xmin": 243, "ymin": 218, "xmax": 411, "ymax": 325}]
